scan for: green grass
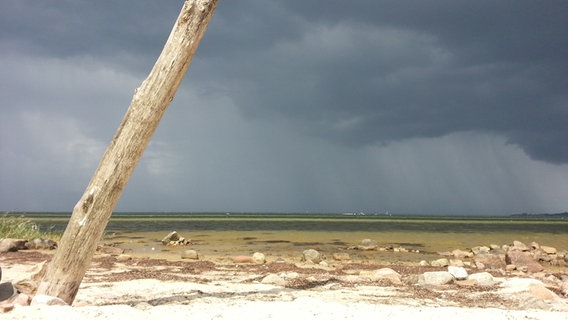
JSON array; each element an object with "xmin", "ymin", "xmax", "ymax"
[{"xmin": 0, "ymin": 214, "xmax": 59, "ymax": 240}]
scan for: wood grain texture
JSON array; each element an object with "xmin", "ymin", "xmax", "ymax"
[{"xmin": 37, "ymin": 0, "xmax": 218, "ymax": 304}]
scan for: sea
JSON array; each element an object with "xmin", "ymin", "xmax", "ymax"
[{"xmin": 7, "ymin": 212, "xmax": 568, "ymax": 264}]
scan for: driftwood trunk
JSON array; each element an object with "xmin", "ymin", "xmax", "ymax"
[{"xmin": 37, "ymin": 0, "xmax": 218, "ymax": 304}]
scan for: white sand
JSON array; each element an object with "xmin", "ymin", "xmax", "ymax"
[
  {"xmin": 3, "ymin": 296, "xmax": 567, "ymax": 320},
  {"xmin": 2, "ymin": 277, "xmax": 567, "ymax": 320},
  {"xmin": 2, "ymin": 256, "xmax": 567, "ymax": 320}
]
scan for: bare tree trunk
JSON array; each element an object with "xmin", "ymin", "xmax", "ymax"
[{"xmin": 37, "ymin": 0, "xmax": 218, "ymax": 305}]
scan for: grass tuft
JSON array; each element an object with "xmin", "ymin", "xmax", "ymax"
[{"xmin": 0, "ymin": 214, "xmax": 59, "ymax": 240}]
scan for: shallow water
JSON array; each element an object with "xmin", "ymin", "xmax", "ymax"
[{"xmin": 18, "ymin": 212, "xmax": 568, "ymax": 263}]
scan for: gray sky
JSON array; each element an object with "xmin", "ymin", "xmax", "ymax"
[{"xmin": 1, "ymin": 1, "xmax": 567, "ymax": 215}]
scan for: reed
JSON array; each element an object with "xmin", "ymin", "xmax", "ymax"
[{"xmin": 0, "ymin": 214, "xmax": 59, "ymax": 240}]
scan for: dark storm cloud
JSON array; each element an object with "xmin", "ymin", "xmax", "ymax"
[
  {"xmin": 194, "ymin": 1, "xmax": 568, "ymax": 163},
  {"xmin": 0, "ymin": 1, "xmax": 179, "ymax": 72},
  {"xmin": 3, "ymin": 1, "xmax": 566, "ymax": 163},
  {"xmin": 1, "ymin": 1, "xmax": 567, "ymax": 214}
]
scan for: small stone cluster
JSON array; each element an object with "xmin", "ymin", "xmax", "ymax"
[
  {"xmin": 432, "ymin": 240, "xmax": 567, "ymax": 273},
  {"xmin": 0, "ymin": 264, "xmax": 41, "ymax": 312},
  {"xmin": 161, "ymin": 231, "xmax": 192, "ymax": 246},
  {"xmin": 0, "ymin": 238, "xmax": 57, "ymax": 253},
  {"xmin": 349, "ymin": 238, "xmax": 419, "ymax": 253}
]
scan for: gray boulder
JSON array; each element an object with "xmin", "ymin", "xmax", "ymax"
[
  {"xmin": 0, "ymin": 282, "xmax": 16, "ymax": 302},
  {"xmin": 302, "ymin": 249, "xmax": 322, "ymax": 264}
]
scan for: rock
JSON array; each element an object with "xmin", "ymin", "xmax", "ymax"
[
  {"xmin": 448, "ymin": 266, "xmax": 468, "ymax": 280},
  {"xmin": 0, "ymin": 291, "xmax": 30, "ymax": 312},
  {"xmin": 449, "ymin": 259, "xmax": 465, "ymax": 267},
  {"xmin": 31, "ymin": 294, "xmax": 68, "ymax": 306},
  {"xmin": 533, "ymin": 249, "xmax": 553, "ymax": 262},
  {"xmin": 97, "ymin": 245, "xmax": 124, "ymax": 256},
  {"xmin": 419, "ymin": 271, "xmax": 454, "ymax": 285},
  {"xmin": 540, "ymin": 246, "xmax": 557, "ymax": 255},
  {"xmin": 232, "ymin": 255, "xmax": 253, "ymax": 264},
  {"xmin": 419, "ymin": 260, "xmax": 429, "ymax": 266},
  {"xmin": 529, "ymin": 283, "xmax": 558, "ymax": 300},
  {"xmin": 468, "ymin": 272, "xmax": 495, "ymax": 285},
  {"xmin": 116, "ymin": 254, "xmax": 132, "ymax": 262},
  {"xmin": 0, "ymin": 282, "xmax": 16, "ymax": 302},
  {"xmin": 302, "ymin": 249, "xmax": 322, "ymax": 264},
  {"xmin": 505, "ymin": 264, "xmax": 517, "ymax": 271},
  {"xmin": 561, "ymin": 279, "xmax": 568, "ymax": 296},
  {"xmin": 0, "ymin": 302, "xmax": 13, "ymax": 313},
  {"xmin": 430, "ymin": 258, "xmax": 449, "ymax": 267},
  {"xmin": 474, "ymin": 253, "xmax": 506, "ymax": 269},
  {"xmin": 364, "ymin": 268, "xmax": 402, "ymax": 285},
  {"xmin": 332, "ymin": 252, "xmax": 351, "ymax": 261},
  {"xmin": 500, "ymin": 278, "xmax": 559, "ymax": 302},
  {"xmin": 161, "ymin": 231, "xmax": 180, "ymax": 245},
  {"xmin": 181, "ymin": 250, "xmax": 199, "ymax": 260},
  {"xmin": 511, "ymin": 240, "xmax": 530, "ymax": 251},
  {"xmin": 13, "ymin": 293, "xmax": 31, "ymax": 307},
  {"xmin": 0, "ymin": 239, "xmax": 28, "ymax": 253},
  {"xmin": 452, "ymin": 249, "xmax": 472, "ymax": 259},
  {"xmin": 261, "ymin": 274, "xmax": 286, "ymax": 286},
  {"xmin": 160, "ymin": 231, "xmax": 191, "ymax": 246},
  {"xmin": 506, "ymin": 250, "xmax": 543, "ymax": 273},
  {"xmin": 489, "ymin": 244, "xmax": 501, "ymax": 251},
  {"xmin": 357, "ymin": 239, "xmax": 377, "ymax": 251},
  {"xmin": 26, "ymin": 238, "xmax": 57, "ymax": 250},
  {"xmin": 471, "ymin": 246, "xmax": 490, "ymax": 255},
  {"xmin": 252, "ymin": 252, "xmax": 266, "ymax": 264}
]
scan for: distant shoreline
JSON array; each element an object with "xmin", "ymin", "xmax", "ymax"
[{"xmin": 510, "ymin": 212, "xmax": 568, "ymax": 217}]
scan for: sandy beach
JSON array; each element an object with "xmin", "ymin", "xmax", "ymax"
[{"xmin": 1, "ymin": 250, "xmax": 567, "ymax": 320}]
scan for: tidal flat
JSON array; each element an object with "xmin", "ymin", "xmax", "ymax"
[{"xmin": 18, "ymin": 212, "xmax": 568, "ymax": 264}]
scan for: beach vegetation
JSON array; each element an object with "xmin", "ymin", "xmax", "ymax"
[{"xmin": 0, "ymin": 214, "xmax": 60, "ymax": 240}]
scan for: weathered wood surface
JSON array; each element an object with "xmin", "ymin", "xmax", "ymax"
[{"xmin": 37, "ymin": 0, "xmax": 218, "ymax": 304}]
